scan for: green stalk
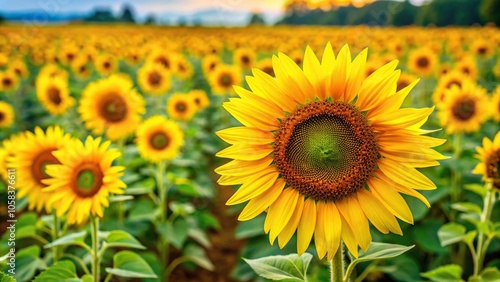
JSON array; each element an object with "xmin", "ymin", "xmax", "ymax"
[
  {"xmin": 91, "ymin": 216, "xmax": 101, "ymax": 282},
  {"xmin": 156, "ymin": 160, "xmax": 169, "ymax": 282},
  {"xmin": 116, "ymin": 138, "xmax": 126, "ymax": 225},
  {"xmin": 51, "ymin": 210, "xmax": 59, "ymax": 263},
  {"xmin": 474, "ymin": 181, "xmax": 496, "ymax": 277},
  {"xmin": 330, "ymin": 243, "xmax": 344, "ymax": 282}
]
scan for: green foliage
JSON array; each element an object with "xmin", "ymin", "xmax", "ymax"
[
  {"xmin": 244, "ymin": 253, "xmax": 312, "ymax": 281},
  {"xmin": 105, "ymin": 251, "xmax": 158, "ymax": 279},
  {"xmin": 33, "ymin": 261, "xmax": 79, "ymax": 281},
  {"xmin": 421, "ymin": 264, "xmax": 464, "ymax": 282}
]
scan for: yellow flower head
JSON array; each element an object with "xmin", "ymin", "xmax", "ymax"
[
  {"xmin": 136, "ymin": 115, "xmax": 184, "ymax": 163},
  {"xmin": 12, "ymin": 126, "xmax": 73, "ymax": 213},
  {"xmin": 36, "ymin": 75, "xmax": 75, "ymax": 116},
  {"xmin": 473, "ymin": 132, "xmax": 500, "ymax": 190},
  {"xmin": 43, "ymin": 136, "xmax": 126, "ymax": 224},
  {"xmin": 209, "ymin": 65, "xmax": 241, "ymax": 95},
  {"xmin": 216, "ymin": 44, "xmax": 446, "ymax": 260},
  {"xmin": 0, "ymin": 71, "xmax": 20, "ymax": 93},
  {"xmin": 407, "ymin": 47, "xmax": 438, "ymax": 77},
  {"xmin": 79, "ymin": 74, "xmax": 146, "ymax": 141},
  {"xmin": 0, "ymin": 101, "xmax": 15, "ymax": 128},
  {"xmin": 138, "ymin": 62, "xmax": 171, "ymax": 95},
  {"xmin": 167, "ymin": 93, "xmax": 197, "ymax": 121},
  {"xmin": 189, "ymin": 89, "xmax": 210, "ymax": 110}
]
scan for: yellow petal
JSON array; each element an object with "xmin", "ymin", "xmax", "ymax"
[
  {"xmin": 330, "ymin": 44, "xmax": 351, "ymax": 101},
  {"xmin": 345, "ymin": 48, "xmax": 367, "ymax": 103},
  {"xmin": 216, "ymin": 144, "xmax": 273, "ymax": 161},
  {"xmin": 297, "ymin": 198, "xmax": 316, "ymax": 255},
  {"xmin": 356, "ymin": 60, "xmax": 398, "ymax": 111},
  {"xmin": 377, "ymin": 158, "xmax": 436, "ymax": 190},
  {"xmin": 336, "ymin": 196, "xmax": 371, "ymax": 251},
  {"xmin": 266, "ymin": 188, "xmax": 300, "ymax": 244},
  {"xmin": 303, "ymin": 46, "xmax": 326, "ymax": 100},
  {"xmin": 357, "ymin": 189, "xmax": 402, "ymax": 235},
  {"xmin": 277, "ymin": 194, "xmax": 305, "ymax": 248},
  {"xmin": 223, "ymin": 102, "xmax": 278, "ymax": 131},
  {"xmin": 226, "ymin": 169, "xmax": 280, "ymax": 205},
  {"xmin": 368, "ymin": 177, "xmax": 414, "ymax": 224},
  {"xmin": 340, "ymin": 213, "xmax": 358, "ymax": 258},
  {"xmin": 316, "ymin": 201, "xmax": 341, "ymax": 260},
  {"xmin": 217, "ymin": 127, "xmax": 274, "ymax": 145},
  {"xmin": 215, "ymin": 157, "xmax": 273, "ymax": 177},
  {"xmin": 238, "ymin": 178, "xmax": 286, "ymax": 221}
]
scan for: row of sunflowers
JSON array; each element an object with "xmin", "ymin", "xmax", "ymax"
[{"xmin": 0, "ymin": 25, "xmax": 499, "ymax": 282}]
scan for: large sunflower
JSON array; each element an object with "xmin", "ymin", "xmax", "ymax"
[
  {"xmin": 36, "ymin": 75, "xmax": 75, "ymax": 116},
  {"xmin": 437, "ymin": 82, "xmax": 489, "ymax": 134},
  {"xmin": 0, "ymin": 101, "xmax": 15, "ymax": 128},
  {"xmin": 13, "ymin": 126, "xmax": 73, "ymax": 213},
  {"xmin": 79, "ymin": 74, "xmax": 145, "ymax": 141},
  {"xmin": 136, "ymin": 115, "xmax": 184, "ymax": 163},
  {"xmin": 138, "ymin": 62, "xmax": 171, "ymax": 95},
  {"xmin": 43, "ymin": 136, "xmax": 126, "ymax": 224},
  {"xmin": 473, "ymin": 132, "xmax": 500, "ymax": 190},
  {"xmin": 167, "ymin": 93, "xmax": 196, "ymax": 121},
  {"xmin": 216, "ymin": 44, "xmax": 446, "ymax": 260}
]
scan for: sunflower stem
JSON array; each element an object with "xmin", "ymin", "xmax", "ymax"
[
  {"xmin": 51, "ymin": 210, "xmax": 59, "ymax": 264},
  {"xmin": 330, "ymin": 243, "xmax": 345, "ymax": 282},
  {"xmin": 474, "ymin": 180, "xmax": 496, "ymax": 277},
  {"xmin": 116, "ymin": 138, "xmax": 126, "ymax": 225},
  {"xmin": 451, "ymin": 132, "xmax": 463, "ymax": 213},
  {"xmin": 91, "ymin": 216, "xmax": 101, "ymax": 282},
  {"xmin": 157, "ymin": 160, "xmax": 170, "ymax": 282}
]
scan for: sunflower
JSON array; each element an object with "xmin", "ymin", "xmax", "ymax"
[
  {"xmin": 257, "ymin": 58, "xmax": 275, "ymax": 77},
  {"xmin": 216, "ymin": 44, "xmax": 446, "ymax": 260},
  {"xmin": 147, "ymin": 49, "xmax": 175, "ymax": 72},
  {"xmin": 59, "ymin": 44, "xmax": 79, "ymax": 66},
  {"xmin": 432, "ymin": 71, "xmax": 471, "ymax": 104},
  {"xmin": 234, "ymin": 48, "xmax": 255, "ymax": 69},
  {"xmin": 79, "ymin": 74, "xmax": 146, "ymax": 141},
  {"xmin": 490, "ymin": 86, "xmax": 500, "ymax": 122},
  {"xmin": 470, "ymin": 39, "xmax": 493, "ymax": 58},
  {"xmin": 437, "ymin": 82, "xmax": 489, "ymax": 134},
  {"xmin": 189, "ymin": 89, "xmax": 210, "ymax": 110},
  {"xmin": 9, "ymin": 59, "xmax": 29, "ymax": 79},
  {"xmin": 0, "ymin": 101, "xmax": 14, "ymax": 128},
  {"xmin": 0, "ymin": 53, "xmax": 8, "ymax": 68},
  {"xmin": 125, "ymin": 48, "xmax": 143, "ymax": 65},
  {"xmin": 136, "ymin": 115, "xmax": 184, "ymax": 163},
  {"xmin": 473, "ymin": 132, "xmax": 500, "ymax": 190},
  {"xmin": 38, "ymin": 64, "xmax": 68, "ymax": 81},
  {"xmin": 202, "ymin": 54, "xmax": 220, "ymax": 75},
  {"xmin": 456, "ymin": 56, "xmax": 478, "ymax": 79},
  {"xmin": 167, "ymin": 93, "xmax": 196, "ymax": 121},
  {"xmin": 94, "ymin": 54, "xmax": 118, "ymax": 76},
  {"xmin": 71, "ymin": 56, "xmax": 92, "ymax": 79},
  {"xmin": 407, "ymin": 48, "xmax": 437, "ymax": 76},
  {"xmin": 13, "ymin": 126, "xmax": 73, "ymax": 213},
  {"xmin": 209, "ymin": 65, "xmax": 241, "ymax": 95},
  {"xmin": 0, "ymin": 133, "xmax": 25, "ymax": 181},
  {"xmin": 0, "ymin": 71, "xmax": 20, "ymax": 93},
  {"xmin": 43, "ymin": 136, "xmax": 126, "ymax": 224},
  {"xmin": 175, "ymin": 55, "xmax": 194, "ymax": 80},
  {"xmin": 138, "ymin": 62, "xmax": 171, "ymax": 95},
  {"xmin": 36, "ymin": 76, "xmax": 75, "ymax": 116}
]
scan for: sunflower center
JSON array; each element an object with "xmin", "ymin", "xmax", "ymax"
[
  {"xmin": 194, "ymin": 98, "xmax": 200, "ymax": 105},
  {"xmin": 103, "ymin": 61, "xmax": 111, "ymax": 69},
  {"xmin": 219, "ymin": 73, "xmax": 232, "ymax": 87},
  {"xmin": 67, "ymin": 53, "xmax": 75, "ymax": 61},
  {"xmin": 452, "ymin": 97, "xmax": 475, "ymax": 121},
  {"xmin": 99, "ymin": 93, "xmax": 128, "ymax": 123},
  {"xmin": 485, "ymin": 150, "xmax": 500, "ymax": 189},
  {"xmin": 274, "ymin": 101, "xmax": 379, "ymax": 202},
  {"xmin": 14, "ymin": 68, "xmax": 21, "ymax": 76},
  {"xmin": 263, "ymin": 66, "xmax": 275, "ymax": 77},
  {"xmin": 79, "ymin": 65, "xmax": 86, "ymax": 73},
  {"xmin": 31, "ymin": 149, "xmax": 59, "ymax": 185},
  {"xmin": 0, "ymin": 112, "xmax": 4, "ymax": 122},
  {"xmin": 241, "ymin": 55, "xmax": 250, "ymax": 64},
  {"xmin": 446, "ymin": 79, "xmax": 461, "ymax": 89},
  {"xmin": 178, "ymin": 63, "xmax": 186, "ymax": 72},
  {"xmin": 175, "ymin": 101, "xmax": 187, "ymax": 113},
  {"xmin": 396, "ymin": 79, "xmax": 409, "ymax": 92},
  {"xmin": 148, "ymin": 71, "xmax": 162, "ymax": 86},
  {"xmin": 417, "ymin": 56, "xmax": 429, "ymax": 68},
  {"xmin": 209, "ymin": 62, "xmax": 216, "ymax": 71},
  {"xmin": 2, "ymin": 78, "xmax": 12, "ymax": 87},
  {"xmin": 478, "ymin": 47, "xmax": 486, "ymax": 55},
  {"xmin": 47, "ymin": 87, "xmax": 62, "ymax": 105},
  {"xmin": 150, "ymin": 131, "xmax": 170, "ymax": 150},
  {"xmin": 72, "ymin": 163, "xmax": 104, "ymax": 197}
]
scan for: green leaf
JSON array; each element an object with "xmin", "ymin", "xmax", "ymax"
[
  {"xmin": 451, "ymin": 203, "xmax": 482, "ymax": 214},
  {"xmin": 243, "ymin": 253, "xmax": 312, "ymax": 281},
  {"xmin": 16, "ymin": 226, "xmax": 37, "ymax": 239},
  {"xmin": 33, "ymin": 261, "xmax": 79, "ymax": 282},
  {"xmin": 108, "ymin": 195, "xmax": 134, "ymax": 203},
  {"xmin": 128, "ymin": 199, "xmax": 156, "ymax": 222},
  {"xmin": 477, "ymin": 222, "xmax": 494, "ymax": 236},
  {"xmin": 438, "ymin": 223, "xmax": 467, "ymax": 246},
  {"xmin": 176, "ymin": 183, "xmax": 200, "ymax": 197},
  {"xmin": 44, "ymin": 231, "xmax": 87, "ymax": 249},
  {"xmin": 15, "ymin": 246, "xmax": 42, "ymax": 282},
  {"xmin": 157, "ymin": 218, "xmax": 189, "ymax": 249},
  {"xmin": 355, "ymin": 243, "xmax": 414, "ymax": 263},
  {"xmin": 0, "ymin": 271, "xmax": 16, "ymax": 282},
  {"xmin": 464, "ymin": 184, "xmax": 486, "ymax": 198},
  {"xmin": 236, "ymin": 215, "xmax": 266, "ymax": 239},
  {"xmin": 475, "ymin": 267, "xmax": 500, "ymax": 282},
  {"xmin": 188, "ymin": 228, "xmax": 211, "ymax": 248},
  {"xmin": 105, "ymin": 251, "xmax": 157, "ymax": 279},
  {"xmin": 463, "ymin": 231, "xmax": 478, "ymax": 246},
  {"xmin": 421, "ymin": 264, "xmax": 464, "ymax": 282},
  {"xmin": 104, "ymin": 230, "xmax": 146, "ymax": 250},
  {"xmin": 17, "ymin": 212, "xmax": 37, "ymax": 228},
  {"xmin": 81, "ymin": 274, "xmax": 93, "ymax": 282},
  {"xmin": 183, "ymin": 244, "xmax": 215, "ymax": 271},
  {"xmin": 169, "ymin": 202, "xmax": 195, "ymax": 216}
]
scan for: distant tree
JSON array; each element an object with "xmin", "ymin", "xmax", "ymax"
[
  {"xmin": 248, "ymin": 12, "xmax": 266, "ymax": 25},
  {"xmin": 144, "ymin": 14, "xmax": 157, "ymax": 25},
  {"xmin": 178, "ymin": 17, "xmax": 187, "ymax": 26},
  {"xmin": 192, "ymin": 18, "xmax": 202, "ymax": 26},
  {"xmin": 0, "ymin": 14, "xmax": 4, "ymax": 24},
  {"xmin": 480, "ymin": 0, "xmax": 500, "ymax": 25},
  {"xmin": 120, "ymin": 4, "xmax": 136, "ymax": 23},
  {"xmin": 85, "ymin": 8, "xmax": 116, "ymax": 22}
]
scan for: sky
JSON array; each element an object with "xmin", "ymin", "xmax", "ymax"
[{"xmin": 0, "ymin": 0, "xmax": 429, "ymax": 25}]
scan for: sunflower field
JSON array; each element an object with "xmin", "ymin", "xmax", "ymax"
[{"xmin": 0, "ymin": 25, "xmax": 499, "ymax": 282}]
